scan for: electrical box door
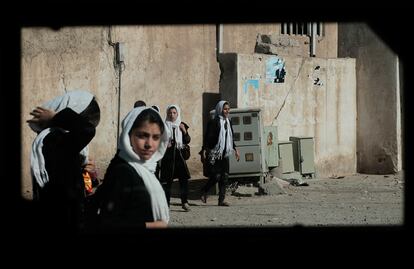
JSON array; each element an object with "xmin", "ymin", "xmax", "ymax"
[
  {"xmin": 278, "ymin": 141, "xmax": 295, "ymax": 173},
  {"xmin": 289, "ymin": 136, "xmax": 315, "ymax": 175},
  {"xmin": 229, "ymin": 145, "xmax": 262, "ymax": 174}
]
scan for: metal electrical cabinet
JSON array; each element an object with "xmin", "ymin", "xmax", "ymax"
[
  {"xmin": 278, "ymin": 141, "xmax": 295, "ymax": 174},
  {"xmin": 205, "ymin": 108, "xmax": 280, "ymax": 183},
  {"xmin": 289, "ymin": 136, "xmax": 315, "ymax": 177},
  {"xmin": 208, "ymin": 108, "xmax": 267, "ymax": 181}
]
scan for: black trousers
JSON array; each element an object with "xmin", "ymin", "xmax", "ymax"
[
  {"xmin": 163, "ymin": 177, "xmax": 189, "ymax": 206},
  {"xmin": 162, "ymin": 156, "xmax": 189, "ymax": 206},
  {"xmin": 201, "ymin": 157, "xmax": 229, "ymax": 203}
]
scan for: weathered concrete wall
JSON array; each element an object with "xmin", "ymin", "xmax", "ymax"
[
  {"xmin": 338, "ymin": 22, "xmax": 402, "ymax": 174},
  {"xmin": 222, "ymin": 24, "xmax": 281, "ymax": 54},
  {"xmin": 316, "ymin": 22, "xmax": 338, "ymax": 58},
  {"xmin": 254, "ymin": 34, "xmax": 310, "ymax": 57},
  {"xmin": 21, "ymin": 25, "xmax": 219, "ymax": 199},
  {"xmin": 110, "ymin": 25, "xmax": 219, "ymax": 179},
  {"xmin": 222, "ymin": 23, "xmax": 337, "ymax": 59},
  {"xmin": 219, "ymin": 53, "xmax": 356, "ymax": 178}
]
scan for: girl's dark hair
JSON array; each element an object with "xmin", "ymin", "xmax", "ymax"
[
  {"xmin": 79, "ymin": 98, "xmax": 100, "ymax": 127},
  {"xmin": 134, "ymin": 100, "xmax": 146, "ymax": 108},
  {"xmin": 130, "ymin": 108, "xmax": 164, "ymax": 135}
]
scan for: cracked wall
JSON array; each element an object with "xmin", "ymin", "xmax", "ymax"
[{"xmin": 219, "ymin": 53, "xmax": 357, "ymax": 178}]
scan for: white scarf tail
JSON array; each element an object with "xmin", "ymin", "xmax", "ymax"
[
  {"xmin": 31, "ymin": 127, "xmax": 89, "ymax": 188},
  {"xmin": 208, "ymin": 116, "xmax": 234, "ymax": 165},
  {"xmin": 31, "ymin": 128, "xmax": 52, "ymax": 188}
]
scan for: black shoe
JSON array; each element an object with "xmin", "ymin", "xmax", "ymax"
[
  {"xmin": 200, "ymin": 193, "xmax": 207, "ymax": 203},
  {"xmin": 182, "ymin": 203, "xmax": 191, "ymax": 211},
  {"xmin": 218, "ymin": 201, "xmax": 230, "ymax": 206}
]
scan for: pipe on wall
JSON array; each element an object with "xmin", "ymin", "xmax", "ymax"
[
  {"xmin": 311, "ymin": 22, "xmax": 317, "ymax": 57},
  {"xmin": 216, "ymin": 23, "xmax": 223, "ymax": 60}
]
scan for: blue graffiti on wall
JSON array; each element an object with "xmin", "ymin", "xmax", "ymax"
[
  {"xmin": 243, "ymin": 79, "xmax": 259, "ymax": 93},
  {"xmin": 266, "ymin": 56, "xmax": 286, "ymax": 83}
]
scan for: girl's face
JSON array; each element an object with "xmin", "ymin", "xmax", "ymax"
[
  {"xmin": 222, "ymin": 104, "xmax": 230, "ymax": 118},
  {"xmin": 167, "ymin": 108, "xmax": 178, "ymax": 122},
  {"xmin": 130, "ymin": 121, "xmax": 162, "ymax": 160}
]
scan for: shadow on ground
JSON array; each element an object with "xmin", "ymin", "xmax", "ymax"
[{"xmin": 169, "ymin": 178, "xmax": 218, "ymax": 200}]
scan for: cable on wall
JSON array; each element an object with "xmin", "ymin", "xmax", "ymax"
[{"xmin": 107, "ymin": 26, "xmax": 125, "ymax": 141}]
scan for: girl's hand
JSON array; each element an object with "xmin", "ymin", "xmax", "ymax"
[
  {"xmin": 179, "ymin": 123, "xmax": 186, "ymax": 134},
  {"xmin": 27, "ymin": 107, "xmax": 56, "ymax": 128},
  {"xmin": 146, "ymin": 220, "xmax": 168, "ymax": 228},
  {"xmin": 200, "ymin": 150, "xmax": 206, "ymax": 163},
  {"xmin": 235, "ymin": 149, "xmax": 240, "ymax": 162}
]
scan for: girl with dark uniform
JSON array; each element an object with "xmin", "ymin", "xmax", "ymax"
[
  {"xmin": 160, "ymin": 105, "xmax": 192, "ymax": 212},
  {"xmin": 96, "ymin": 107, "xmax": 170, "ymax": 231},
  {"xmin": 199, "ymin": 100, "xmax": 240, "ymax": 206},
  {"xmin": 28, "ymin": 90, "xmax": 100, "ymax": 234}
]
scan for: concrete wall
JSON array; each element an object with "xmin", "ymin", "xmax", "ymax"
[
  {"xmin": 338, "ymin": 23, "xmax": 402, "ymax": 174},
  {"xmin": 316, "ymin": 22, "xmax": 338, "ymax": 58},
  {"xmin": 254, "ymin": 34, "xmax": 310, "ymax": 57},
  {"xmin": 222, "ymin": 23, "xmax": 337, "ymax": 58},
  {"xmin": 222, "ymin": 24, "xmax": 281, "ymax": 54},
  {"xmin": 21, "ymin": 25, "xmax": 220, "ymax": 199},
  {"xmin": 113, "ymin": 24, "xmax": 220, "ymax": 179},
  {"xmin": 219, "ymin": 53, "xmax": 356, "ymax": 177}
]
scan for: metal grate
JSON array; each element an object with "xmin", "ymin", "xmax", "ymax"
[
  {"xmin": 244, "ymin": 132, "xmax": 253, "ymax": 141},
  {"xmin": 231, "ymin": 116, "xmax": 240, "ymax": 125},
  {"xmin": 243, "ymin": 116, "xmax": 252, "ymax": 125},
  {"xmin": 281, "ymin": 22, "xmax": 323, "ymax": 37}
]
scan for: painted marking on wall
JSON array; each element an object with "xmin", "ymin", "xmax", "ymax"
[
  {"xmin": 243, "ymin": 79, "xmax": 259, "ymax": 93},
  {"xmin": 310, "ymin": 65, "xmax": 323, "ymax": 86},
  {"xmin": 241, "ymin": 79, "xmax": 260, "ymax": 107},
  {"xmin": 266, "ymin": 56, "xmax": 286, "ymax": 83}
]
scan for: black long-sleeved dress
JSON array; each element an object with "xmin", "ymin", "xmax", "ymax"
[
  {"xmin": 95, "ymin": 154, "xmax": 153, "ymax": 232},
  {"xmin": 32, "ymin": 108, "xmax": 96, "ymax": 233},
  {"xmin": 160, "ymin": 122, "xmax": 191, "ymax": 181}
]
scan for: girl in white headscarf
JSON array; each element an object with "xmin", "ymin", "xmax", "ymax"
[
  {"xmin": 27, "ymin": 90, "xmax": 100, "ymax": 233},
  {"xmin": 97, "ymin": 107, "xmax": 170, "ymax": 230},
  {"xmin": 160, "ymin": 104, "xmax": 192, "ymax": 212},
  {"xmin": 199, "ymin": 100, "xmax": 239, "ymax": 206}
]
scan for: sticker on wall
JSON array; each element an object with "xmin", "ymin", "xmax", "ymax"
[
  {"xmin": 267, "ymin": 131, "xmax": 273, "ymax": 146},
  {"xmin": 266, "ymin": 56, "xmax": 286, "ymax": 83}
]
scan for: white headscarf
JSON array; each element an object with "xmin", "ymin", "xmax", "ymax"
[
  {"xmin": 164, "ymin": 104, "xmax": 184, "ymax": 149},
  {"xmin": 30, "ymin": 90, "xmax": 94, "ymax": 188},
  {"xmin": 118, "ymin": 107, "xmax": 170, "ymax": 223},
  {"xmin": 151, "ymin": 105, "xmax": 160, "ymax": 112},
  {"xmin": 209, "ymin": 100, "xmax": 234, "ymax": 163}
]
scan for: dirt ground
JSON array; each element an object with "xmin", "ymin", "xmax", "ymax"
[{"xmin": 167, "ymin": 171, "xmax": 404, "ymax": 227}]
